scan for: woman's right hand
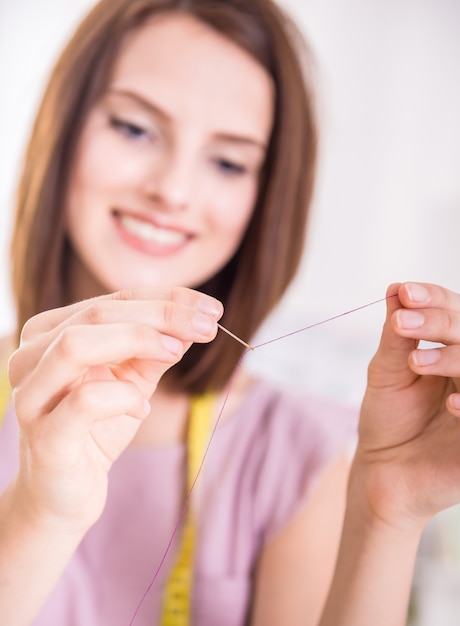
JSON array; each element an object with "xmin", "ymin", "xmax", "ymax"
[{"xmin": 7, "ymin": 287, "xmax": 222, "ymax": 532}]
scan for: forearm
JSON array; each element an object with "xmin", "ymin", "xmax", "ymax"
[
  {"xmin": 319, "ymin": 481, "xmax": 423, "ymax": 626},
  {"xmin": 0, "ymin": 480, "xmax": 85, "ymax": 625}
]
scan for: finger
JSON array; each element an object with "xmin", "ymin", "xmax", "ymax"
[
  {"xmin": 398, "ymin": 282, "xmax": 460, "ymax": 314},
  {"xmin": 395, "ymin": 281, "xmax": 460, "ymax": 344},
  {"xmin": 409, "ymin": 344, "xmax": 460, "ymax": 378},
  {"xmin": 394, "ymin": 305, "xmax": 460, "ymax": 347},
  {"xmin": 110, "ymin": 287, "xmax": 223, "ymax": 316},
  {"xmin": 12, "ymin": 322, "xmax": 186, "ymax": 418},
  {"xmin": 9, "ymin": 299, "xmax": 220, "ymax": 390},
  {"xmin": 367, "ymin": 284, "xmax": 419, "ymax": 388},
  {"xmin": 27, "ymin": 380, "xmax": 150, "ymax": 461},
  {"xmin": 20, "ymin": 286, "xmax": 223, "ymax": 341},
  {"xmin": 73, "ymin": 298, "xmax": 222, "ymax": 340}
]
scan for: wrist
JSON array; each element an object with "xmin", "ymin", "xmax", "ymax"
[
  {"xmin": 321, "ymin": 470, "xmax": 423, "ymax": 626},
  {"xmin": 3, "ymin": 477, "xmax": 94, "ymax": 540},
  {"xmin": 347, "ymin": 454, "xmax": 427, "ymax": 539},
  {"xmin": 0, "ymin": 480, "xmax": 88, "ymax": 625}
]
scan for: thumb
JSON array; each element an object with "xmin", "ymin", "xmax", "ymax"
[{"xmin": 368, "ymin": 283, "xmax": 419, "ymax": 389}]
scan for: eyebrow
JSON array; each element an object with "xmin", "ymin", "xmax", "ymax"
[{"xmin": 105, "ymin": 87, "xmax": 268, "ymax": 152}]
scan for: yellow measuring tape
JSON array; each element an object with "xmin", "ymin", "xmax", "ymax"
[
  {"xmin": 0, "ymin": 355, "xmax": 11, "ymax": 426},
  {"xmin": 160, "ymin": 392, "xmax": 215, "ymax": 626}
]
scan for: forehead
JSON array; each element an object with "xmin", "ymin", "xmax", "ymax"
[{"xmin": 109, "ymin": 12, "xmax": 274, "ymax": 139}]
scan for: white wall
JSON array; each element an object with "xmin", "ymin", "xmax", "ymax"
[{"xmin": 1, "ymin": 0, "xmax": 459, "ymax": 404}]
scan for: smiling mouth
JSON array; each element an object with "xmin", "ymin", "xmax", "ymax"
[{"xmin": 116, "ymin": 212, "xmax": 189, "ymax": 247}]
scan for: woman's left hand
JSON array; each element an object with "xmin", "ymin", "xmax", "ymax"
[{"xmin": 354, "ymin": 282, "xmax": 460, "ymax": 531}]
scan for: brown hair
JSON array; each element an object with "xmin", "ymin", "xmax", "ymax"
[{"xmin": 10, "ymin": 0, "xmax": 317, "ymax": 393}]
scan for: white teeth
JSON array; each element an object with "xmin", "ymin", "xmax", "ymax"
[{"xmin": 120, "ymin": 215, "xmax": 186, "ymax": 245}]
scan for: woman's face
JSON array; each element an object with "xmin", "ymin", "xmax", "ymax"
[{"xmin": 65, "ymin": 12, "xmax": 274, "ymax": 299}]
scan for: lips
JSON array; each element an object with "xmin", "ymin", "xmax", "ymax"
[{"xmin": 113, "ymin": 210, "xmax": 191, "ymax": 254}]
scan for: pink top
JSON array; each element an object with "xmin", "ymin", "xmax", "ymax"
[{"xmin": 0, "ymin": 378, "xmax": 357, "ymax": 625}]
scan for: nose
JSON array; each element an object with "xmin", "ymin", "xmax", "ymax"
[{"xmin": 145, "ymin": 151, "xmax": 193, "ymax": 212}]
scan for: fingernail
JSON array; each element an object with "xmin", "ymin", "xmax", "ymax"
[
  {"xmin": 413, "ymin": 348, "xmax": 440, "ymax": 367},
  {"xmin": 193, "ymin": 312, "xmax": 216, "ymax": 335},
  {"xmin": 397, "ymin": 309, "xmax": 425, "ymax": 329},
  {"xmin": 406, "ymin": 283, "xmax": 429, "ymax": 303},
  {"xmin": 161, "ymin": 334, "xmax": 182, "ymax": 354},
  {"xmin": 197, "ymin": 297, "xmax": 223, "ymax": 318}
]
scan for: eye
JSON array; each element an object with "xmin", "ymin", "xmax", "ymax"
[
  {"xmin": 214, "ymin": 158, "xmax": 247, "ymax": 176},
  {"xmin": 109, "ymin": 116, "xmax": 149, "ymax": 139}
]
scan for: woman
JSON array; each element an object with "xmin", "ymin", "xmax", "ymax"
[{"xmin": 1, "ymin": 1, "xmax": 460, "ymax": 625}]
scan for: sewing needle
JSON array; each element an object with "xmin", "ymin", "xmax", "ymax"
[{"xmin": 217, "ymin": 323, "xmax": 254, "ymax": 350}]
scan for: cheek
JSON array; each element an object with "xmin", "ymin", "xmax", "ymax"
[
  {"xmin": 210, "ymin": 179, "xmax": 258, "ymax": 238},
  {"xmin": 71, "ymin": 129, "xmax": 148, "ymax": 194}
]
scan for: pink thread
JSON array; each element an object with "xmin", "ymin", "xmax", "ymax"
[
  {"xmin": 252, "ymin": 294, "xmax": 398, "ymax": 349},
  {"xmin": 129, "ymin": 292, "xmax": 398, "ymax": 623},
  {"xmin": 129, "ymin": 354, "xmax": 247, "ymax": 625}
]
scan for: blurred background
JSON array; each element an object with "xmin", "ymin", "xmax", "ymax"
[{"xmin": 0, "ymin": 1, "xmax": 460, "ymax": 623}]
